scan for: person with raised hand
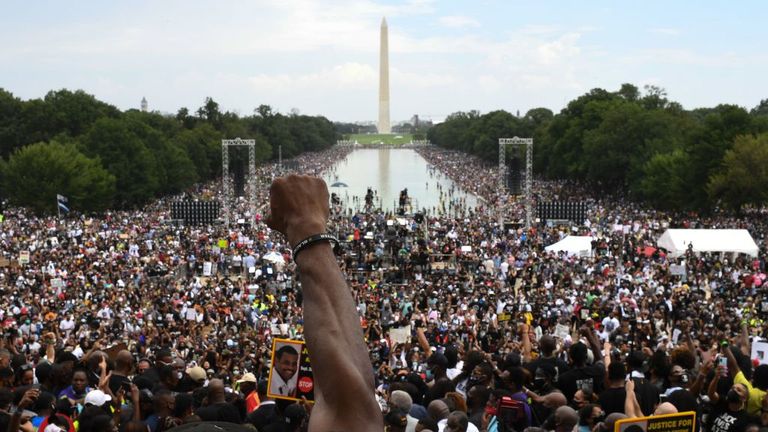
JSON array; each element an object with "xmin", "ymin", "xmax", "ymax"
[{"xmin": 266, "ymin": 175, "xmax": 383, "ymax": 431}]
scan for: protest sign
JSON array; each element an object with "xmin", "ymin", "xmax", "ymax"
[
  {"xmin": 669, "ymin": 264, "xmax": 686, "ymax": 277},
  {"xmin": 497, "ymin": 313, "xmax": 512, "ymax": 322},
  {"xmin": 752, "ymin": 339, "xmax": 768, "ymax": 365},
  {"xmin": 554, "ymin": 323, "xmax": 570, "ymax": 340},
  {"xmin": 267, "ymin": 338, "xmax": 314, "ymax": 402},
  {"xmin": 389, "ymin": 325, "xmax": 411, "ymax": 344},
  {"xmin": 615, "ymin": 411, "xmax": 695, "ymax": 432},
  {"xmin": 19, "ymin": 251, "xmax": 30, "ymax": 265},
  {"xmin": 203, "ymin": 262, "xmax": 212, "ymax": 276}
]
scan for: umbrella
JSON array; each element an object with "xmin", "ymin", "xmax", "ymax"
[{"xmin": 331, "ymin": 181, "xmax": 348, "ymax": 187}]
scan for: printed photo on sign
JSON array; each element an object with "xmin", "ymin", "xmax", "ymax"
[{"xmin": 267, "ymin": 338, "xmax": 314, "ymax": 402}]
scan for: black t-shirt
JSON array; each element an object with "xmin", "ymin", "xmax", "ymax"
[
  {"xmin": 709, "ymin": 408, "xmax": 756, "ymax": 432},
  {"xmin": 196, "ymin": 402, "xmax": 242, "ymax": 424},
  {"xmin": 246, "ymin": 402, "xmax": 280, "ymax": 431},
  {"xmin": 556, "ymin": 362, "xmax": 605, "ymax": 402},
  {"xmin": 631, "ymin": 377, "xmax": 660, "ymax": 417},
  {"xmin": 525, "ymin": 356, "xmax": 570, "ymax": 382},
  {"xmin": 598, "ymin": 387, "xmax": 626, "ymax": 415}
]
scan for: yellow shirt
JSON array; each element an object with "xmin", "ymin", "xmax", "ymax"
[{"xmin": 735, "ymin": 370, "xmax": 765, "ymax": 415}]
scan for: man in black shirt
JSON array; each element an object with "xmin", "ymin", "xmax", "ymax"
[
  {"xmin": 598, "ymin": 362, "xmax": 626, "ymax": 415},
  {"xmin": 195, "ymin": 379, "xmax": 241, "ymax": 424},
  {"xmin": 557, "ymin": 327, "xmax": 604, "ymax": 403},
  {"xmin": 526, "ymin": 335, "xmax": 569, "ymax": 384}
]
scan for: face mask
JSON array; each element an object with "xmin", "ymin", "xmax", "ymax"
[
  {"xmin": 177, "ymin": 372, "xmax": 183, "ymax": 380},
  {"xmin": 534, "ymin": 378, "xmax": 547, "ymax": 389},
  {"xmin": 426, "ymin": 370, "xmax": 434, "ymax": 381},
  {"xmin": 726, "ymin": 389, "xmax": 742, "ymax": 404}
]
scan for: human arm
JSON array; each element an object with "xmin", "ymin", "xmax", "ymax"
[
  {"xmin": 416, "ymin": 327, "xmax": 432, "ymax": 354},
  {"xmin": 723, "ymin": 343, "xmax": 741, "ymax": 376},
  {"xmin": 267, "ymin": 175, "xmax": 382, "ymax": 432},
  {"xmin": 8, "ymin": 388, "xmax": 39, "ymax": 432},
  {"xmin": 520, "ymin": 323, "xmax": 532, "ymax": 363},
  {"xmin": 689, "ymin": 358, "xmax": 713, "ymax": 397},
  {"xmin": 624, "ymin": 378, "xmax": 641, "ymax": 418},
  {"xmin": 131, "ymin": 384, "xmax": 141, "ymax": 422},
  {"xmin": 708, "ymin": 366, "xmax": 722, "ymax": 404}
]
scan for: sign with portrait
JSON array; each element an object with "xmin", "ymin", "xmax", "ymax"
[{"xmin": 267, "ymin": 338, "xmax": 314, "ymax": 402}]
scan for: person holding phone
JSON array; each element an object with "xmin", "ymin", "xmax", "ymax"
[{"xmin": 722, "ymin": 341, "xmax": 768, "ymax": 416}]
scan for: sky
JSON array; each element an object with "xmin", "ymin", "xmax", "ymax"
[{"xmin": 2, "ymin": 1, "xmax": 767, "ymax": 123}]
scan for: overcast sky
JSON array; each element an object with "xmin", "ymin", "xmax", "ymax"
[{"xmin": 3, "ymin": 1, "xmax": 767, "ymax": 123}]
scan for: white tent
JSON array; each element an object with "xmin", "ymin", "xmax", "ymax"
[
  {"xmin": 545, "ymin": 236, "xmax": 593, "ymax": 257},
  {"xmin": 657, "ymin": 229, "xmax": 759, "ymax": 257}
]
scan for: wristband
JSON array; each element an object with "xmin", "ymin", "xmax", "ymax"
[{"xmin": 292, "ymin": 234, "xmax": 340, "ymax": 260}]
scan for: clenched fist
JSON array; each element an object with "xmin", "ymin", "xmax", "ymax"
[{"xmin": 266, "ymin": 175, "xmax": 330, "ymax": 247}]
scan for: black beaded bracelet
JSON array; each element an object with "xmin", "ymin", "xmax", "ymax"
[{"xmin": 292, "ymin": 233, "xmax": 340, "ymax": 260}]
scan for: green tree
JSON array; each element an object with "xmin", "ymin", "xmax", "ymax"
[
  {"xmin": 2, "ymin": 141, "xmax": 115, "ymax": 214},
  {"xmin": 0, "ymin": 89, "xmax": 23, "ymax": 157},
  {"xmin": 637, "ymin": 149, "xmax": 689, "ymax": 210},
  {"xmin": 80, "ymin": 118, "xmax": 161, "ymax": 206},
  {"xmin": 708, "ymin": 134, "xmax": 768, "ymax": 210},
  {"xmin": 172, "ymin": 124, "xmax": 223, "ymax": 180}
]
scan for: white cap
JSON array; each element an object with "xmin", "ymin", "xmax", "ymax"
[{"xmin": 84, "ymin": 389, "xmax": 112, "ymax": 406}]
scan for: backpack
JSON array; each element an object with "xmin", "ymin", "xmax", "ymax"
[{"xmin": 497, "ymin": 394, "xmax": 530, "ymax": 432}]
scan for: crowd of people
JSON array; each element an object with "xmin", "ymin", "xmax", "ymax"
[{"xmin": 1, "ymin": 142, "xmax": 768, "ymax": 432}]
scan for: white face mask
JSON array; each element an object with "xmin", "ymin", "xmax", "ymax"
[{"xmin": 177, "ymin": 372, "xmax": 183, "ymax": 380}]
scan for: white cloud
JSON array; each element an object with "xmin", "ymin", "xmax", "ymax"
[{"xmin": 438, "ymin": 15, "xmax": 480, "ymax": 29}]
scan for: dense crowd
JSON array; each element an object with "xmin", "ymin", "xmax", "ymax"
[{"xmin": 2, "ymin": 143, "xmax": 768, "ymax": 432}]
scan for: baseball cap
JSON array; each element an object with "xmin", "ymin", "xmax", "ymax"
[
  {"xmin": 186, "ymin": 366, "xmax": 206, "ymax": 383},
  {"xmin": 236, "ymin": 372, "xmax": 257, "ymax": 384},
  {"xmin": 84, "ymin": 389, "xmax": 112, "ymax": 407}
]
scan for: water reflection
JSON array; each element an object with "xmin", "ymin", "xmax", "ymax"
[{"xmin": 323, "ymin": 149, "xmax": 479, "ymax": 213}]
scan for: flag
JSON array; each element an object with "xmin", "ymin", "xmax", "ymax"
[{"xmin": 57, "ymin": 194, "xmax": 69, "ymax": 213}]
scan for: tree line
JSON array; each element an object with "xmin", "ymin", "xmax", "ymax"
[
  {"xmin": 0, "ymin": 89, "xmax": 338, "ymax": 214},
  {"xmin": 427, "ymin": 84, "xmax": 768, "ymax": 212}
]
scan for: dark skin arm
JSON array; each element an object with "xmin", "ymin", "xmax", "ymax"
[{"xmin": 267, "ymin": 175, "xmax": 383, "ymax": 432}]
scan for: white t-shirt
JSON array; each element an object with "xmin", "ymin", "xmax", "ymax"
[
  {"xmin": 438, "ymin": 418, "xmax": 480, "ymax": 432},
  {"xmin": 269, "ymin": 367, "xmax": 298, "ymax": 397}
]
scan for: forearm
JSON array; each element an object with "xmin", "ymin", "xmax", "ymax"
[
  {"xmin": 297, "ymin": 244, "xmax": 381, "ymax": 427},
  {"xmin": 708, "ymin": 375, "xmax": 720, "ymax": 403}
]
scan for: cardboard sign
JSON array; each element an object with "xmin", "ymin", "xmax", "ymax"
[
  {"xmin": 267, "ymin": 338, "xmax": 314, "ymax": 402},
  {"xmin": 752, "ymin": 339, "xmax": 768, "ymax": 365},
  {"xmin": 554, "ymin": 323, "xmax": 570, "ymax": 340},
  {"xmin": 669, "ymin": 264, "xmax": 686, "ymax": 277},
  {"xmin": 19, "ymin": 251, "xmax": 30, "ymax": 265},
  {"xmin": 615, "ymin": 411, "xmax": 695, "ymax": 432},
  {"xmin": 389, "ymin": 326, "xmax": 412, "ymax": 344}
]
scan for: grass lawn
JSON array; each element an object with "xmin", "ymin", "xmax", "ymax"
[{"xmin": 345, "ymin": 133, "xmax": 414, "ymax": 145}]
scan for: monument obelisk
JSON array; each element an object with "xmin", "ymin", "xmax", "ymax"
[{"xmin": 378, "ymin": 17, "xmax": 391, "ymax": 134}]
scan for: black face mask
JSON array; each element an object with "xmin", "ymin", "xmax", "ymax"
[
  {"xmin": 534, "ymin": 378, "xmax": 547, "ymax": 389},
  {"xmin": 726, "ymin": 389, "xmax": 742, "ymax": 404}
]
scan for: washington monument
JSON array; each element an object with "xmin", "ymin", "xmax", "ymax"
[{"xmin": 378, "ymin": 17, "xmax": 391, "ymax": 134}]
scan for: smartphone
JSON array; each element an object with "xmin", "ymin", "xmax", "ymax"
[{"xmin": 718, "ymin": 356, "xmax": 728, "ymax": 368}]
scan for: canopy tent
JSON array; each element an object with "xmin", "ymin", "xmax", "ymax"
[
  {"xmin": 545, "ymin": 236, "xmax": 593, "ymax": 257},
  {"xmin": 657, "ymin": 229, "xmax": 759, "ymax": 257}
]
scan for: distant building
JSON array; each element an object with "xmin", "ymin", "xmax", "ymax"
[{"xmin": 141, "ymin": 97, "xmax": 148, "ymax": 112}]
